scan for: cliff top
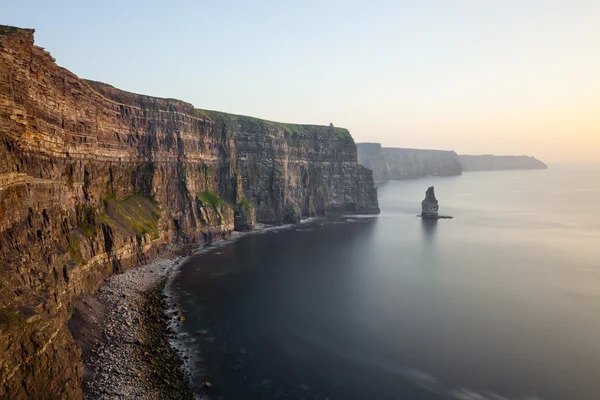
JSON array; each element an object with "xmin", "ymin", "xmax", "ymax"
[
  {"xmin": 357, "ymin": 143, "xmax": 458, "ymax": 154},
  {"xmin": 459, "ymin": 154, "xmax": 542, "ymax": 159},
  {"xmin": 195, "ymin": 108, "xmax": 353, "ymax": 141},
  {"xmin": 86, "ymin": 79, "xmax": 353, "ymax": 142},
  {"xmin": 2, "ymin": 24, "xmax": 354, "ymax": 143},
  {"xmin": 0, "ymin": 25, "xmax": 34, "ymax": 36},
  {"xmin": 458, "ymin": 154, "xmax": 548, "ymax": 170}
]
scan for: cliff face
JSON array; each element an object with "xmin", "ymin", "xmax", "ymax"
[
  {"xmin": 459, "ymin": 155, "xmax": 548, "ymax": 171},
  {"xmin": 357, "ymin": 143, "xmax": 462, "ymax": 181},
  {"xmin": 0, "ymin": 27, "xmax": 379, "ymax": 400}
]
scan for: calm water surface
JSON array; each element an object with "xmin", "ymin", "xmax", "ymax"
[{"xmin": 170, "ymin": 165, "xmax": 600, "ymax": 400}]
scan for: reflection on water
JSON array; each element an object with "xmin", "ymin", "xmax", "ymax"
[
  {"xmin": 420, "ymin": 218, "xmax": 438, "ymax": 243},
  {"xmin": 171, "ymin": 165, "xmax": 600, "ymax": 400}
]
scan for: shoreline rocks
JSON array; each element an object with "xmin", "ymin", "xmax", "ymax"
[
  {"xmin": 81, "ymin": 249, "xmax": 194, "ymax": 400},
  {"xmin": 80, "ymin": 227, "xmax": 270, "ymax": 399}
]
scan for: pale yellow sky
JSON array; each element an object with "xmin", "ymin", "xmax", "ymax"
[{"xmin": 343, "ymin": 2, "xmax": 600, "ymax": 163}]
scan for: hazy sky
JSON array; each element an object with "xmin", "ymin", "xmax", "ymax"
[{"xmin": 5, "ymin": 1, "xmax": 600, "ymax": 162}]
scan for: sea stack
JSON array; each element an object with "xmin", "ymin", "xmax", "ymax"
[
  {"xmin": 420, "ymin": 186, "xmax": 439, "ymax": 218},
  {"xmin": 419, "ymin": 186, "xmax": 453, "ymax": 219}
]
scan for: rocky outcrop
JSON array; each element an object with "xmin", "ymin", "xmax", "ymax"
[
  {"xmin": 418, "ymin": 186, "xmax": 452, "ymax": 219},
  {"xmin": 458, "ymin": 155, "xmax": 548, "ymax": 171},
  {"xmin": 0, "ymin": 26, "xmax": 379, "ymax": 400},
  {"xmin": 357, "ymin": 143, "xmax": 462, "ymax": 181},
  {"xmin": 420, "ymin": 186, "xmax": 439, "ymax": 218}
]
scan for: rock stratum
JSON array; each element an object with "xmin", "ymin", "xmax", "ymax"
[
  {"xmin": 458, "ymin": 154, "xmax": 548, "ymax": 171},
  {"xmin": 357, "ymin": 143, "xmax": 463, "ymax": 181},
  {"xmin": 0, "ymin": 26, "xmax": 379, "ymax": 400}
]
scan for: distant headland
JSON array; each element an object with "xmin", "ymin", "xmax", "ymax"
[
  {"xmin": 458, "ymin": 154, "xmax": 548, "ymax": 172},
  {"xmin": 357, "ymin": 143, "xmax": 547, "ymax": 181}
]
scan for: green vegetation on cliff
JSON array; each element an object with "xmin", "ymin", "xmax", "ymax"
[
  {"xmin": 236, "ymin": 196, "xmax": 254, "ymax": 211},
  {"xmin": 101, "ymin": 195, "xmax": 161, "ymax": 237},
  {"xmin": 196, "ymin": 190, "xmax": 230, "ymax": 211},
  {"xmin": 67, "ymin": 232, "xmax": 85, "ymax": 266},
  {"xmin": 85, "ymin": 79, "xmax": 354, "ymax": 143},
  {"xmin": 0, "ymin": 25, "xmax": 26, "ymax": 36},
  {"xmin": 76, "ymin": 204, "xmax": 98, "ymax": 238},
  {"xmin": 196, "ymin": 191, "xmax": 234, "ymax": 227}
]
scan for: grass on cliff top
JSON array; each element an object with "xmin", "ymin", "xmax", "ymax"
[
  {"xmin": 67, "ymin": 232, "xmax": 86, "ymax": 266},
  {"xmin": 102, "ymin": 195, "xmax": 161, "ymax": 237},
  {"xmin": 196, "ymin": 191, "xmax": 254, "ymax": 215},
  {"xmin": 0, "ymin": 25, "xmax": 25, "ymax": 35},
  {"xmin": 195, "ymin": 109, "xmax": 354, "ymax": 142},
  {"xmin": 0, "ymin": 25, "xmax": 35, "ymax": 38}
]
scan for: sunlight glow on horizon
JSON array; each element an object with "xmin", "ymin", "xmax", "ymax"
[{"xmin": 4, "ymin": 0, "xmax": 600, "ymax": 163}]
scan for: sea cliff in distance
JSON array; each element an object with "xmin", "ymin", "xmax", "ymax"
[
  {"xmin": 357, "ymin": 143, "xmax": 463, "ymax": 181},
  {"xmin": 458, "ymin": 154, "xmax": 548, "ymax": 171},
  {"xmin": 357, "ymin": 142, "xmax": 547, "ymax": 181}
]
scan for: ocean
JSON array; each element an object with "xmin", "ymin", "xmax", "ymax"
[{"xmin": 169, "ymin": 164, "xmax": 600, "ymax": 400}]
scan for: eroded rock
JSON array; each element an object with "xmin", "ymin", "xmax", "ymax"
[
  {"xmin": 420, "ymin": 186, "xmax": 440, "ymax": 218},
  {"xmin": 419, "ymin": 186, "xmax": 453, "ymax": 219}
]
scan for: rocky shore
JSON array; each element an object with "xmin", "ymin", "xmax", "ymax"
[{"xmin": 77, "ymin": 246, "xmax": 195, "ymax": 400}]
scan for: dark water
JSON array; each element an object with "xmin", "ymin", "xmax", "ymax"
[{"xmin": 170, "ymin": 165, "xmax": 600, "ymax": 400}]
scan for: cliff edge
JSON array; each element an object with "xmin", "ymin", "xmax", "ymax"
[{"xmin": 0, "ymin": 26, "xmax": 378, "ymax": 400}]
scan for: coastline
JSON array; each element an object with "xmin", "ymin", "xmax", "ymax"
[
  {"xmin": 80, "ymin": 220, "xmax": 319, "ymax": 399},
  {"xmin": 80, "ymin": 225, "xmax": 278, "ymax": 399},
  {"xmin": 80, "ymin": 245, "xmax": 196, "ymax": 400}
]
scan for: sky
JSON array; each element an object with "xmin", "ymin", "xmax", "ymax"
[{"xmin": 4, "ymin": 0, "xmax": 600, "ymax": 163}]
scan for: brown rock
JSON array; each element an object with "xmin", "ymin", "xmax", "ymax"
[{"xmin": 0, "ymin": 24, "xmax": 379, "ymax": 400}]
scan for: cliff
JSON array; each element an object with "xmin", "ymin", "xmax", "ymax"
[
  {"xmin": 357, "ymin": 143, "xmax": 463, "ymax": 181},
  {"xmin": 459, "ymin": 154, "xmax": 548, "ymax": 171},
  {"xmin": 357, "ymin": 142, "xmax": 548, "ymax": 180},
  {"xmin": 0, "ymin": 26, "xmax": 379, "ymax": 400}
]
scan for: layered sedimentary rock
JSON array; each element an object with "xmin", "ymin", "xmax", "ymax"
[
  {"xmin": 458, "ymin": 154, "xmax": 548, "ymax": 171},
  {"xmin": 0, "ymin": 26, "xmax": 379, "ymax": 400},
  {"xmin": 357, "ymin": 143, "xmax": 463, "ymax": 181}
]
